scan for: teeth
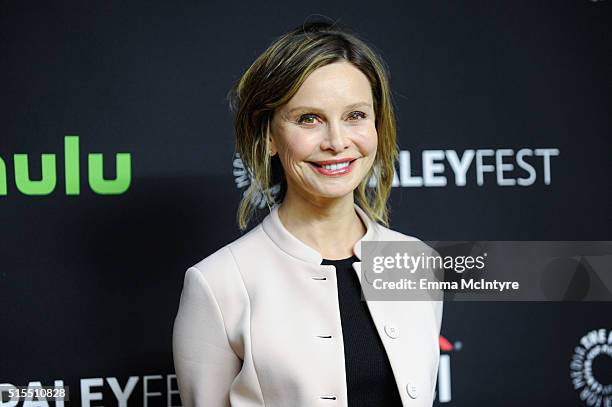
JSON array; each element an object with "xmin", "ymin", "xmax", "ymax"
[{"xmin": 322, "ymin": 161, "xmax": 350, "ymax": 170}]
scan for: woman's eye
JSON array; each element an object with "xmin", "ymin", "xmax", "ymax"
[
  {"xmin": 296, "ymin": 111, "xmax": 366, "ymax": 125},
  {"xmin": 348, "ymin": 111, "xmax": 367, "ymax": 120},
  {"xmin": 297, "ymin": 114, "xmax": 317, "ymax": 124},
  {"xmin": 297, "ymin": 114, "xmax": 318, "ymax": 125}
]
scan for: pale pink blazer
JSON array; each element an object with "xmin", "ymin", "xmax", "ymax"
[{"xmin": 172, "ymin": 202, "xmax": 443, "ymax": 407}]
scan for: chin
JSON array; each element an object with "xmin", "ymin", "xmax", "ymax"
[{"xmin": 310, "ymin": 186, "xmax": 358, "ymax": 199}]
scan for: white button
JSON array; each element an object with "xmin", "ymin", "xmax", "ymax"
[
  {"xmin": 384, "ymin": 323, "xmax": 399, "ymax": 339},
  {"xmin": 406, "ymin": 381, "xmax": 418, "ymax": 399}
]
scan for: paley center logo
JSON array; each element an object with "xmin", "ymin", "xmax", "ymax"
[
  {"xmin": 437, "ymin": 335, "xmax": 462, "ymax": 403},
  {"xmin": 570, "ymin": 328, "xmax": 612, "ymax": 407},
  {"xmin": 233, "ymin": 147, "xmax": 560, "ymax": 206},
  {"xmin": 0, "ymin": 136, "xmax": 132, "ymax": 196}
]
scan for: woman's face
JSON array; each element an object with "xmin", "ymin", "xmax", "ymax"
[{"xmin": 269, "ymin": 61, "xmax": 378, "ymax": 203}]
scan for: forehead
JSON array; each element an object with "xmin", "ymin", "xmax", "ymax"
[{"xmin": 284, "ymin": 61, "xmax": 373, "ymax": 111}]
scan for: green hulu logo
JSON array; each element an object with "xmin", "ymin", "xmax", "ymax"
[{"xmin": 0, "ymin": 135, "xmax": 131, "ymax": 196}]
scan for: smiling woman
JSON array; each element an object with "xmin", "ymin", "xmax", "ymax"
[
  {"xmin": 227, "ymin": 21, "xmax": 400, "ymax": 234},
  {"xmin": 268, "ymin": 61, "xmax": 378, "ymax": 210},
  {"xmin": 172, "ymin": 19, "xmax": 443, "ymax": 407}
]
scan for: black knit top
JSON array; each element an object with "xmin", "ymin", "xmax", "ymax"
[{"xmin": 321, "ymin": 255, "xmax": 403, "ymax": 406}]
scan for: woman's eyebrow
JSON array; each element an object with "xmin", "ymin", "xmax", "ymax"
[{"xmin": 287, "ymin": 101, "xmax": 372, "ymax": 114}]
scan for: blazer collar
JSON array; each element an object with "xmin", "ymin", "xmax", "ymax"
[{"xmin": 262, "ymin": 202, "xmax": 378, "ymax": 265}]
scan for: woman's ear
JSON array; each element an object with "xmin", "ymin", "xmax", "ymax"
[{"xmin": 267, "ymin": 128, "xmax": 278, "ymax": 157}]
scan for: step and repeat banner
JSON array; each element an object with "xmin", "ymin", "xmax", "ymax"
[{"xmin": 1, "ymin": 1, "xmax": 610, "ymax": 406}]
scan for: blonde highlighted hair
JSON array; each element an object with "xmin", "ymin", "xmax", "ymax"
[{"xmin": 227, "ymin": 20, "xmax": 399, "ymax": 231}]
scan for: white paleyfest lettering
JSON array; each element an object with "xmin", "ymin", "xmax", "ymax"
[
  {"xmin": 1, "ymin": 375, "xmax": 179, "ymax": 407},
  {"xmin": 108, "ymin": 377, "xmax": 139, "ymax": 407},
  {"xmin": 422, "ymin": 150, "xmax": 447, "ymax": 187},
  {"xmin": 392, "ymin": 148, "xmax": 559, "ymax": 187},
  {"xmin": 80, "ymin": 374, "xmax": 179, "ymax": 407}
]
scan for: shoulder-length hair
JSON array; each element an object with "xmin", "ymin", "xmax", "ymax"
[{"xmin": 227, "ymin": 20, "xmax": 399, "ymax": 231}]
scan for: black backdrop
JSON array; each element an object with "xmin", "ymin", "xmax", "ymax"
[{"xmin": 1, "ymin": 1, "xmax": 610, "ymax": 406}]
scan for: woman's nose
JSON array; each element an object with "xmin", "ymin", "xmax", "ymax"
[{"xmin": 323, "ymin": 120, "xmax": 350, "ymax": 151}]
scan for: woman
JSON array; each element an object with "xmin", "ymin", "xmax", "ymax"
[{"xmin": 172, "ymin": 21, "xmax": 443, "ymax": 407}]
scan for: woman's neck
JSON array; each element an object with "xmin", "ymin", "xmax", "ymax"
[{"xmin": 276, "ymin": 192, "xmax": 366, "ymax": 260}]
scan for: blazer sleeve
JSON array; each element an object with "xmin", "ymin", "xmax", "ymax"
[{"xmin": 172, "ymin": 266, "xmax": 242, "ymax": 407}]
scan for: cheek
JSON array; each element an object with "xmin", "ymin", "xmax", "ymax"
[
  {"xmin": 352, "ymin": 124, "xmax": 378, "ymax": 154},
  {"xmin": 281, "ymin": 132, "xmax": 318, "ymax": 163}
]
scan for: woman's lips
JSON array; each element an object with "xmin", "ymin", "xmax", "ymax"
[{"xmin": 308, "ymin": 159, "xmax": 357, "ymax": 176}]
